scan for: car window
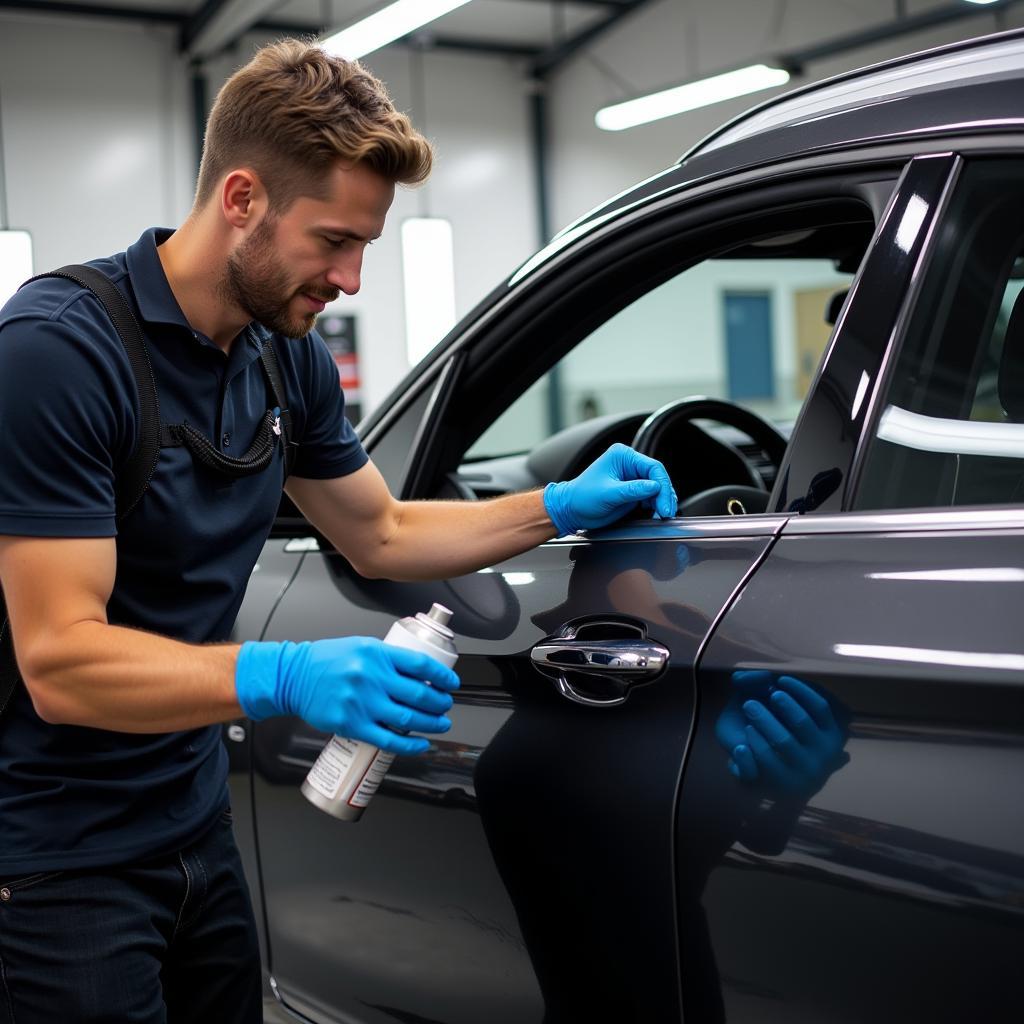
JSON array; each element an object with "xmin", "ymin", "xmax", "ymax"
[
  {"xmin": 467, "ymin": 248, "xmax": 856, "ymax": 461},
  {"xmin": 855, "ymin": 160, "xmax": 1024, "ymax": 511}
]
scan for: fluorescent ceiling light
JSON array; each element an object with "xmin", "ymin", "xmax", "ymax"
[
  {"xmin": 322, "ymin": 0, "xmax": 474, "ymax": 60},
  {"xmin": 0, "ymin": 230, "xmax": 33, "ymax": 310},
  {"xmin": 596, "ymin": 64, "xmax": 791, "ymax": 132},
  {"xmin": 963, "ymin": 1, "xmax": 1000, "ymax": 5},
  {"xmin": 402, "ymin": 218, "xmax": 456, "ymax": 366}
]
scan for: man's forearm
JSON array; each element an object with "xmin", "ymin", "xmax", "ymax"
[
  {"xmin": 23, "ymin": 620, "xmax": 242, "ymax": 733},
  {"xmin": 365, "ymin": 489, "xmax": 557, "ymax": 581}
]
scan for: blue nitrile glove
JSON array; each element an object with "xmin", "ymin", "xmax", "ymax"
[
  {"xmin": 543, "ymin": 443, "xmax": 677, "ymax": 536},
  {"xmin": 235, "ymin": 637, "xmax": 460, "ymax": 756},
  {"xmin": 717, "ymin": 671, "xmax": 849, "ymax": 795}
]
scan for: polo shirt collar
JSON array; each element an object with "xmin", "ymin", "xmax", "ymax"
[
  {"xmin": 125, "ymin": 227, "xmax": 264, "ymax": 364},
  {"xmin": 125, "ymin": 227, "xmax": 194, "ymax": 332}
]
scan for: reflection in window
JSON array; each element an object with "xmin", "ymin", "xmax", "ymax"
[
  {"xmin": 856, "ymin": 161, "xmax": 1024, "ymax": 511},
  {"xmin": 469, "ymin": 253, "xmax": 855, "ymax": 460}
]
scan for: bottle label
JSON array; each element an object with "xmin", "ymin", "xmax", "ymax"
[
  {"xmin": 302, "ymin": 614, "xmax": 458, "ymax": 816},
  {"xmin": 349, "ymin": 749, "xmax": 398, "ymax": 807},
  {"xmin": 306, "ymin": 736, "xmax": 362, "ymax": 800}
]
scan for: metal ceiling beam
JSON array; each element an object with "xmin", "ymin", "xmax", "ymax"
[
  {"xmin": 396, "ymin": 34, "xmax": 541, "ymax": 58},
  {"xmin": 179, "ymin": 0, "xmax": 227, "ymax": 53},
  {"xmin": 181, "ymin": 0, "xmax": 282, "ymax": 57},
  {"xmin": 508, "ymin": 0, "xmax": 634, "ymax": 6},
  {"xmin": 782, "ymin": 0, "xmax": 1024, "ymax": 67},
  {"xmin": 0, "ymin": 0, "xmax": 181, "ymax": 24},
  {"xmin": 6, "ymin": 0, "xmax": 1021, "ymax": 74},
  {"xmin": 529, "ymin": 0, "xmax": 655, "ymax": 79}
]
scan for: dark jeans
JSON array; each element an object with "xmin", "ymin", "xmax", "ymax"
[{"xmin": 0, "ymin": 809, "xmax": 262, "ymax": 1024}]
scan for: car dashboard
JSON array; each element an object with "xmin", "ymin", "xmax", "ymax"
[{"xmin": 449, "ymin": 411, "xmax": 790, "ymax": 508}]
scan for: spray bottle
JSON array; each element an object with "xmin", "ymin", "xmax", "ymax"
[{"xmin": 301, "ymin": 603, "xmax": 458, "ymax": 821}]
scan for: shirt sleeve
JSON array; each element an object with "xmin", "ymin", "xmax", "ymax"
[
  {"xmin": 289, "ymin": 331, "xmax": 369, "ymax": 480},
  {"xmin": 0, "ymin": 315, "xmax": 134, "ymax": 537}
]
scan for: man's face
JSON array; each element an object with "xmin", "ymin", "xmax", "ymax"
[{"xmin": 223, "ymin": 161, "xmax": 395, "ymax": 338}]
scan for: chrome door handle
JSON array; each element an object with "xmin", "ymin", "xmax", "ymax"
[{"xmin": 530, "ymin": 634, "xmax": 670, "ymax": 708}]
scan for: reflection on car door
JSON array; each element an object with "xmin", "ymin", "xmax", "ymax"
[
  {"xmin": 685, "ymin": 518, "xmax": 1024, "ymax": 1023},
  {"xmin": 676, "ymin": 153, "xmax": 1024, "ymax": 1022},
  {"xmin": 251, "ymin": 517, "xmax": 784, "ymax": 1024}
]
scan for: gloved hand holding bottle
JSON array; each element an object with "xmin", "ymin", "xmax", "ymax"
[
  {"xmin": 543, "ymin": 443, "xmax": 677, "ymax": 536},
  {"xmin": 234, "ymin": 635, "xmax": 460, "ymax": 756}
]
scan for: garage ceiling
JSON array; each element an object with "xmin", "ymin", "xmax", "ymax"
[
  {"xmin": 0, "ymin": 0, "xmax": 652, "ymax": 66},
  {"xmin": 2, "ymin": 0, "xmax": 1022, "ymax": 78}
]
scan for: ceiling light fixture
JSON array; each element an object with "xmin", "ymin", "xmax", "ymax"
[
  {"xmin": 321, "ymin": 0, "xmax": 475, "ymax": 60},
  {"xmin": 596, "ymin": 64, "xmax": 792, "ymax": 132}
]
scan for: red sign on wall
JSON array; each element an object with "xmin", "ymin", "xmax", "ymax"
[{"xmin": 317, "ymin": 314, "xmax": 362, "ymax": 423}]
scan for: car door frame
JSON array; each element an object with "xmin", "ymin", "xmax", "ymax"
[{"xmin": 675, "ymin": 144, "xmax": 1024, "ymax": 1022}]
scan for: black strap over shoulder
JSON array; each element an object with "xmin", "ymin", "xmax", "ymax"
[
  {"xmin": 0, "ymin": 266, "xmax": 295, "ymax": 717},
  {"xmin": 1, "ymin": 265, "xmax": 164, "ymax": 717},
  {"xmin": 34, "ymin": 266, "xmax": 163, "ymax": 519},
  {"xmin": 260, "ymin": 339, "xmax": 297, "ymax": 479}
]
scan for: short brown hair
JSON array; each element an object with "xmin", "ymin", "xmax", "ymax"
[{"xmin": 195, "ymin": 38, "xmax": 433, "ymax": 212}]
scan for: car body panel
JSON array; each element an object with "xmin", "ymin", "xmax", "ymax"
[
  {"xmin": 252, "ymin": 527, "xmax": 783, "ymax": 1024},
  {"xmin": 682, "ymin": 521, "xmax": 1024, "ymax": 1022}
]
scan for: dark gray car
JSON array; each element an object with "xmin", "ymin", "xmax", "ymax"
[{"xmin": 230, "ymin": 27, "xmax": 1024, "ymax": 1024}]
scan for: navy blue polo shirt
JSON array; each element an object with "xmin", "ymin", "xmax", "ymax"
[{"xmin": 0, "ymin": 227, "xmax": 367, "ymax": 875}]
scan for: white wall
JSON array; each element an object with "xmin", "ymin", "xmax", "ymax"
[
  {"xmin": 0, "ymin": 13, "xmax": 194, "ymax": 272},
  {"xmin": 0, "ymin": 14, "xmax": 537, "ymax": 414}
]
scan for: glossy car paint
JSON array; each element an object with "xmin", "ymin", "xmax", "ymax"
[
  {"xmin": 252, "ymin": 523, "xmax": 781, "ymax": 1024},
  {"xmin": 684, "ymin": 519, "xmax": 1024, "ymax": 1023}
]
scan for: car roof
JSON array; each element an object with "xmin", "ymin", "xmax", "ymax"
[
  {"xmin": 686, "ymin": 27, "xmax": 1024, "ymax": 160},
  {"xmin": 562, "ymin": 27, "xmax": 1024, "ymax": 238}
]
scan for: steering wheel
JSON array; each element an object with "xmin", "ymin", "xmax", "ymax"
[{"xmin": 630, "ymin": 396, "xmax": 788, "ymax": 517}]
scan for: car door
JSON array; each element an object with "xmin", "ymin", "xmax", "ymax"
[
  {"xmin": 680, "ymin": 155, "xmax": 1024, "ymax": 1023},
  {"xmin": 250, "ymin": 160, "xmax": 905, "ymax": 1024}
]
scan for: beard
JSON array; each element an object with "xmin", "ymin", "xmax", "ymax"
[{"xmin": 220, "ymin": 216, "xmax": 337, "ymax": 338}]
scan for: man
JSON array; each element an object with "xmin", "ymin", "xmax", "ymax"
[{"xmin": 0, "ymin": 39, "xmax": 675, "ymax": 1023}]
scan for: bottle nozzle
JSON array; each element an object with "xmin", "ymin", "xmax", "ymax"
[{"xmin": 426, "ymin": 603, "xmax": 453, "ymax": 627}]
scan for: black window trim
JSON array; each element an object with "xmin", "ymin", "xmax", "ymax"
[{"xmin": 770, "ymin": 152, "xmax": 961, "ymax": 516}]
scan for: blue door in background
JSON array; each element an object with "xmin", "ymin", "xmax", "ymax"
[{"xmin": 724, "ymin": 292, "xmax": 774, "ymax": 400}]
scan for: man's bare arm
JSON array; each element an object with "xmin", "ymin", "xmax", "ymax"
[
  {"xmin": 286, "ymin": 462, "xmax": 558, "ymax": 581},
  {"xmin": 0, "ymin": 536, "xmax": 241, "ymax": 732}
]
